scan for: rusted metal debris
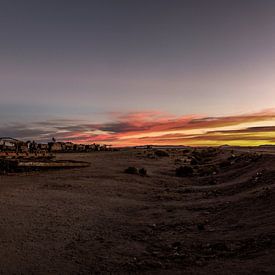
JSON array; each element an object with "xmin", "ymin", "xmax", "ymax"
[
  {"xmin": 0, "ymin": 137, "xmax": 112, "ymax": 154},
  {"xmin": 0, "ymin": 158, "xmax": 90, "ymax": 173},
  {"xmin": 0, "ymin": 152, "xmax": 54, "ymax": 159},
  {"xmin": 0, "ymin": 137, "xmax": 91, "ymax": 173}
]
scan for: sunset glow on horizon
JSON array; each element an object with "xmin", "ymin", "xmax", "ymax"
[
  {"xmin": 1, "ymin": 108, "xmax": 274, "ymax": 147},
  {"xmin": 65, "ymin": 109, "xmax": 275, "ymax": 147},
  {"xmin": 1, "ymin": 1, "xmax": 275, "ymax": 146}
]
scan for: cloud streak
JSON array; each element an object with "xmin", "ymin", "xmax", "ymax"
[{"xmin": 1, "ymin": 109, "xmax": 275, "ymax": 146}]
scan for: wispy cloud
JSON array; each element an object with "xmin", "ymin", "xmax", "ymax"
[{"xmin": 1, "ymin": 109, "xmax": 275, "ymax": 146}]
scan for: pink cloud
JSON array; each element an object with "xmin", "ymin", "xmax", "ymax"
[{"xmin": 4, "ymin": 109, "xmax": 275, "ymax": 146}]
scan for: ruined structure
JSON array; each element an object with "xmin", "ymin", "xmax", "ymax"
[{"xmin": 0, "ymin": 137, "xmax": 112, "ymax": 154}]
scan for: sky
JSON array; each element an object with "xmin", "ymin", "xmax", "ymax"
[{"xmin": 0, "ymin": 0, "xmax": 275, "ymax": 146}]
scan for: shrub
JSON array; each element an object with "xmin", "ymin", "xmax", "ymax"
[
  {"xmin": 176, "ymin": 166, "xmax": 194, "ymax": 177},
  {"xmin": 207, "ymin": 178, "xmax": 217, "ymax": 185},
  {"xmin": 198, "ymin": 166, "xmax": 218, "ymax": 177},
  {"xmin": 139, "ymin": 168, "xmax": 147, "ymax": 176},
  {"xmin": 154, "ymin": 150, "xmax": 169, "ymax": 157},
  {"xmin": 174, "ymin": 158, "xmax": 182, "ymax": 164},
  {"xmin": 147, "ymin": 153, "xmax": 156, "ymax": 159},
  {"xmin": 251, "ymin": 153, "xmax": 262, "ymax": 162},
  {"xmin": 219, "ymin": 160, "xmax": 231, "ymax": 168},
  {"xmin": 197, "ymin": 223, "xmax": 205, "ymax": 231},
  {"xmin": 124, "ymin": 166, "xmax": 138, "ymax": 175},
  {"xmin": 190, "ymin": 158, "xmax": 198, "ymax": 165}
]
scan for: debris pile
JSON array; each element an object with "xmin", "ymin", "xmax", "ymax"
[
  {"xmin": 0, "ymin": 157, "xmax": 90, "ymax": 174},
  {"xmin": 0, "ymin": 137, "xmax": 113, "ymax": 154},
  {"xmin": 0, "ymin": 137, "xmax": 91, "ymax": 174}
]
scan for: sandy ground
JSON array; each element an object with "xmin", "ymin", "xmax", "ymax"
[{"xmin": 0, "ymin": 148, "xmax": 274, "ymax": 274}]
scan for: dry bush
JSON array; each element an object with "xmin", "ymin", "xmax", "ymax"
[
  {"xmin": 139, "ymin": 168, "xmax": 147, "ymax": 176},
  {"xmin": 198, "ymin": 165, "xmax": 218, "ymax": 176},
  {"xmin": 219, "ymin": 160, "xmax": 231, "ymax": 168},
  {"xmin": 176, "ymin": 166, "xmax": 194, "ymax": 177},
  {"xmin": 124, "ymin": 166, "xmax": 139, "ymax": 175},
  {"xmin": 154, "ymin": 150, "xmax": 169, "ymax": 157}
]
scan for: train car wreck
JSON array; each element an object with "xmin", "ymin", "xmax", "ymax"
[{"xmin": 0, "ymin": 137, "xmax": 90, "ymax": 173}]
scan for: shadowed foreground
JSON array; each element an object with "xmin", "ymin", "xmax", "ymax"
[{"xmin": 0, "ymin": 148, "xmax": 274, "ymax": 274}]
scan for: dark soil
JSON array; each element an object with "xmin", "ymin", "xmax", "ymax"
[{"xmin": 0, "ymin": 148, "xmax": 274, "ymax": 274}]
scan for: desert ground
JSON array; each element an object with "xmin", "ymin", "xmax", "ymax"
[{"xmin": 0, "ymin": 147, "xmax": 274, "ymax": 274}]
